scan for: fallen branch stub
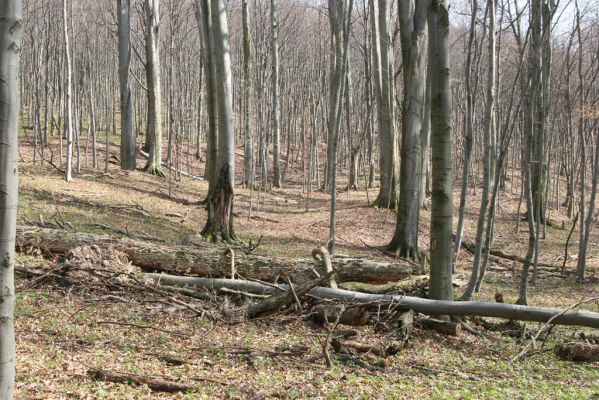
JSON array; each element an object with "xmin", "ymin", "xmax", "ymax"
[
  {"xmin": 17, "ymin": 227, "xmax": 412, "ymax": 285},
  {"xmin": 143, "ymin": 273, "xmax": 599, "ymax": 329},
  {"xmin": 88, "ymin": 368, "xmax": 196, "ymax": 393}
]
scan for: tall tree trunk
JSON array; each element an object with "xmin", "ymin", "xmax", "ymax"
[
  {"xmin": 201, "ymin": 0, "xmax": 236, "ymax": 243},
  {"xmin": 517, "ymin": 0, "xmax": 544, "ymax": 305},
  {"xmin": 370, "ymin": 0, "xmax": 397, "ymax": 209},
  {"xmin": 452, "ymin": 0, "xmax": 477, "ymax": 258},
  {"xmin": 389, "ymin": 0, "xmax": 428, "ymax": 260},
  {"xmin": 270, "ymin": 0, "xmax": 282, "ymax": 187},
  {"xmin": 463, "ymin": 0, "xmax": 497, "ymax": 301},
  {"xmin": 194, "ymin": 0, "xmax": 218, "ymax": 192},
  {"xmin": 118, "ymin": 0, "xmax": 136, "ymax": 170},
  {"xmin": 63, "ymin": 0, "xmax": 73, "ymax": 181},
  {"xmin": 0, "ymin": 1, "xmax": 21, "ymax": 397},
  {"xmin": 427, "ymin": 0, "xmax": 453, "ymax": 303},
  {"xmin": 143, "ymin": 0, "xmax": 163, "ymax": 175},
  {"xmin": 327, "ymin": 0, "xmax": 352, "ymax": 255},
  {"xmin": 242, "ymin": 0, "xmax": 254, "ymax": 186}
]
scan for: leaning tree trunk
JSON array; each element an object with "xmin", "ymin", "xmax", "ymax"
[
  {"xmin": 389, "ymin": 0, "xmax": 428, "ymax": 261},
  {"xmin": 427, "ymin": 0, "xmax": 453, "ymax": 303},
  {"xmin": 0, "ymin": 2, "xmax": 21, "ymax": 397},
  {"xmin": 117, "ymin": 0, "xmax": 136, "ymax": 171},
  {"xmin": 201, "ymin": 0, "xmax": 236, "ymax": 243},
  {"xmin": 143, "ymin": 0, "xmax": 163, "ymax": 175}
]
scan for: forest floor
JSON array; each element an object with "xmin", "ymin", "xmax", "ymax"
[{"xmin": 13, "ymin": 136, "xmax": 599, "ymax": 399}]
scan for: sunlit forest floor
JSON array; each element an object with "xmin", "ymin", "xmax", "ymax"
[{"xmin": 14, "ymin": 134, "xmax": 599, "ymax": 399}]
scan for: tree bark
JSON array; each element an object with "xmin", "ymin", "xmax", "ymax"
[{"xmin": 0, "ymin": 2, "xmax": 21, "ymax": 397}]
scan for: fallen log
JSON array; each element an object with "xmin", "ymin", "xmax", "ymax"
[
  {"xmin": 143, "ymin": 273, "xmax": 599, "ymax": 329},
  {"xmin": 88, "ymin": 368, "xmax": 195, "ymax": 393},
  {"xmin": 17, "ymin": 226, "xmax": 412, "ymax": 284}
]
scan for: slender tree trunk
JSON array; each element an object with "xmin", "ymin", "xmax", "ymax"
[
  {"xmin": 453, "ymin": 0, "xmax": 477, "ymax": 258},
  {"xmin": 327, "ymin": 0, "xmax": 352, "ymax": 255},
  {"xmin": 270, "ymin": 0, "xmax": 282, "ymax": 187},
  {"xmin": 463, "ymin": 0, "xmax": 496, "ymax": 301},
  {"xmin": 0, "ymin": 2, "xmax": 22, "ymax": 397},
  {"xmin": 63, "ymin": 0, "xmax": 73, "ymax": 181},
  {"xmin": 242, "ymin": 0, "xmax": 254, "ymax": 186}
]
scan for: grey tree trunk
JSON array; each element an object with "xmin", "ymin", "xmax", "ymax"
[
  {"xmin": 201, "ymin": 0, "xmax": 236, "ymax": 242},
  {"xmin": 242, "ymin": 0, "xmax": 254, "ymax": 186},
  {"xmin": 143, "ymin": 0, "xmax": 163, "ymax": 175},
  {"xmin": 327, "ymin": 0, "xmax": 352, "ymax": 255},
  {"xmin": 194, "ymin": 0, "xmax": 218, "ymax": 193},
  {"xmin": 370, "ymin": 0, "xmax": 397, "ymax": 209},
  {"xmin": 0, "ymin": 2, "xmax": 21, "ymax": 397},
  {"xmin": 517, "ymin": 0, "xmax": 543, "ymax": 305},
  {"xmin": 117, "ymin": 0, "xmax": 136, "ymax": 171},
  {"xmin": 270, "ymin": 0, "xmax": 282, "ymax": 187},
  {"xmin": 389, "ymin": 0, "xmax": 428, "ymax": 260},
  {"xmin": 452, "ymin": 0, "xmax": 477, "ymax": 258},
  {"xmin": 463, "ymin": 0, "xmax": 497, "ymax": 301},
  {"xmin": 427, "ymin": 0, "xmax": 453, "ymax": 303},
  {"xmin": 63, "ymin": 0, "xmax": 73, "ymax": 181}
]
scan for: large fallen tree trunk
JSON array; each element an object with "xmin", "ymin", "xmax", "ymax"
[
  {"xmin": 142, "ymin": 273, "xmax": 599, "ymax": 329},
  {"xmin": 16, "ymin": 227, "xmax": 412, "ymax": 284}
]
